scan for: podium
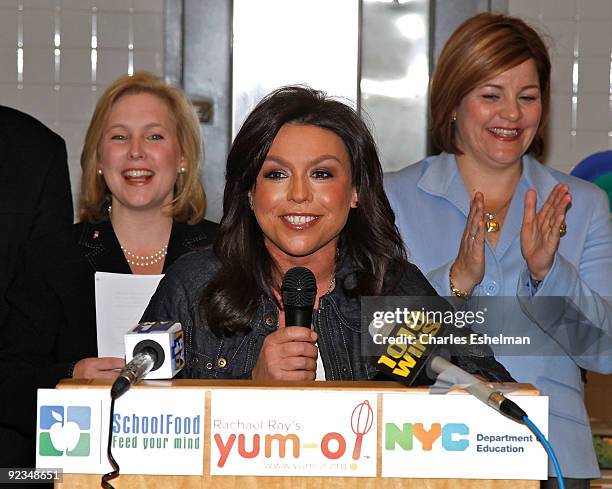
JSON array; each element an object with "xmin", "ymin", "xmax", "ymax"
[{"xmin": 44, "ymin": 379, "xmax": 543, "ymax": 488}]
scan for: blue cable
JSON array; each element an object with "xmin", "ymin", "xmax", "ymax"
[{"xmin": 524, "ymin": 416, "xmax": 566, "ymax": 489}]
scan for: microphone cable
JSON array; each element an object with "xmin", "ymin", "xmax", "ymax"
[
  {"xmin": 101, "ymin": 396, "xmax": 120, "ymax": 489},
  {"xmin": 523, "ymin": 416, "xmax": 566, "ymax": 489}
]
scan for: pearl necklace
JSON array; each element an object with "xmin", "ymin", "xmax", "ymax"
[{"xmin": 121, "ymin": 244, "xmax": 168, "ymax": 267}]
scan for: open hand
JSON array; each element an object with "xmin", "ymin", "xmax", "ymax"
[
  {"xmin": 450, "ymin": 192, "xmax": 486, "ymax": 295},
  {"xmin": 520, "ymin": 184, "xmax": 571, "ymax": 281}
]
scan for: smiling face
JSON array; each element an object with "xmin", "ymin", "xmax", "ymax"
[
  {"xmin": 98, "ymin": 92, "xmax": 183, "ymax": 214},
  {"xmin": 251, "ymin": 123, "xmax": 358, "ymax": 266},
  {"xmin": 454, "ymin": 58, "xmax": 542, "ymax": 171}
]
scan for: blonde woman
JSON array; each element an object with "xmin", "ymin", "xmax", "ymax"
[{"xmin": 0, "ymin": 72, "xmax": 217, "ymax": 468}]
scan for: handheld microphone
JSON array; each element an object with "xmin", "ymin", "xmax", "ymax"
[
  {"xmin": 281, "ymin": 267, "xmax": 317, "ymax": 327},
  {"xmin": 429, "ymin": 356, "xmax": 527, "ymax": 422},
  {"xmin": 110, "ymin": 321, "xmax": 185, "ymax": 400}
]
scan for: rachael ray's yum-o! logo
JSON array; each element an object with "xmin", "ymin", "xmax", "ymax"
[
  {"xmin": 39, "ymin": 406, "xmax": 91, "ymax": 456},
  {"xmin": 213, "ymin": 400, "xmax": 375, "ymax": 468}
]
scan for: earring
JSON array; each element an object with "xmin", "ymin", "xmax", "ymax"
[
  {"xmin": 179, "ymin": 167, "xmax": 186, "ymax": 174},
  {"xmin": 451, "ymin": 113, "xmax": 457, "ymax": 123},
  {"xmin": 97, "ymin": 168, "xmax": 103, "ymax": 175}
]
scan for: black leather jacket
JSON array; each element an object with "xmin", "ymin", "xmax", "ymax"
[{"xmin": 142, "ymin": 248, "xmax": 514, "ymax": 383}]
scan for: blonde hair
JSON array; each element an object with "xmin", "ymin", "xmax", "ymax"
[
  {"xmin": 79, "ymin": 71, "xmax": 206, "ymax": 223},
  {"xmin": 430, "ymin": 13, "xmax": 551, "ymax": 158}
]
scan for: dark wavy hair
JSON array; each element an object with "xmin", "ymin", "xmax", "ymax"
[{"xmin": 201, "ymin": 85, "xmax": 407, "ymax": 336}]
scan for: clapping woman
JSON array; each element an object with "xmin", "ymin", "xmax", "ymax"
[
  {"xmin": 385, "ymin": 14, "xmax": 612, "ymax": 487},
  {"xmin": 0, "ymin": 72, "xmax": 217, "ymax": 467}
]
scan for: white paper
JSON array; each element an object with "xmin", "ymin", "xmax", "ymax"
[{"xmin": 95, "ymin": 272, "xmax": 163, "ymax": 357}]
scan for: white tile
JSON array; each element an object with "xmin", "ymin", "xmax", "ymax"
[
  {"xmin": 578, "ymin": 21, "xmax": 612, "ymax": 57},
  {"xmin": 18, "ymin": 84, "xmax": 59, "ymax": 122},
  {"xmin": 133, "ymin": 0, "xmax": 163, "ymax": 13},
  {"xmin": 0, "ymin": 47, "xmax": 17, "ymax": 82},
  {"xmin": 577, "ymin": 56, "xmax": 611, "ymax": 94},
  {"xmin": 0, "ymin": 8, "xmax": 18, "ymax": 45},
  {"xmin": 97, "ymin": 12, "xmax": 129, "ymax": 48},
  {"xmin": 22, "ymin": 0, "xmax": 60, "ymax": 8},
  {"xmin": 132, "ymin": 49, "xmax": 162, "ymax": 75},
  {"xmin": 550, "ymin": 94, "xmax": 573, "ymax": 130},
  {"xmin": 0, "ymin": 83, "xmax": 22, "ymax": 109},
  {"xmin": 59, "ymin": 47, "xmax": 92, "ymax": 84},
  {"xmin": 22, "ymin": 46, "xmax": 54, "ymax": 83},
  {"xmin": 541, "ymin": 0, "xmax": 577, "ymax": 19},
  {"xmin": 545, "ymin": 20, "xmax": 577, "ymax": 56},
  {"xmin": 544, "ymin": 129, "xmax": 575, "ymax": 169},
  {"xmin": 576, "ymin": 93, "xmax": 609, "ymax": 130},
  {"xmin": 68, "ymin": 159, "xmax": 81, "ymax": 204},
  {"xmin": 551, "ymin": 55, "xmax": 574, "ymax": 94},
  {"xmin": 554, "ymin": 163, "xmax": 574, "ymax": 176},
  {"xmin": 59, "ymin": 85, "xmax": 95, "ymax": 122},
  {"xmin": 96, "ymin": 48, "xmax": 128, "ymax": 85},
  {"xmin": 574, "ymin": 129, "xmax": 609, "ymax": 162},
  {"xmin": 57, "ymin": 120, "xmax": 87, "ymax": 162},
  {"xmin": 60, "ymin": 0, "xmax": 96, "ymax": 10},
  {"xmin": 508, "ymin": 0, "xmax": 541, "ymax": 18},
  {"xmin": 60, "ymin": 10, "xmax": 93, "ymax": 48},
  {"xmin": 22, "ymin": 9, "xmax": 55, "ymax": 46},
  {"xmin": 577, "ymin": 0, "xmax": 612, "ymax": 19},
  {"xmin": 133, "ymin": 12, "xmax": 163, "ymax": 50},
  {"xmin": 95, "ymin": 0, "xmax": 133, "ymax": 12}
]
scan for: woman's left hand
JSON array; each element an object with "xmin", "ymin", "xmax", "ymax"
[{"xmin": 520, "ymin": 183, "xmax": 571, "ymax": 281}]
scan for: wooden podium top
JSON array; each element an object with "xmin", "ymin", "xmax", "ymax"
[
  {"xmin": 57, "ymin": 377, "xmax": 539, "ymax": 395},
  {"xmin": 54, "ymin": 379, "xmax": 541, "ymax": 489}
]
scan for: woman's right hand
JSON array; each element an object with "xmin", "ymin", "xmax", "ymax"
[
  {"xmin": 72, "ymin": 357, "xmax": 125, "ymax": 379},
  {"xmin": 252, "ymin": 327, "xmax": 318, "ymax": 381},
  {"xmin": 450, "ymin": 192, "xmax": 486, "ymax": 295}
]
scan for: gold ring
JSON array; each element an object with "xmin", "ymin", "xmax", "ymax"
[{"xmin": 559, "ymin": 222, "xmax": 567, "ymax": 237}]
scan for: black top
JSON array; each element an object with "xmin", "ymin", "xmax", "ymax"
[
  {"xmin": 143, "ymin": 248, "xmax": 514, "ymax": 384},
  {"xmin": 0, "ymin": 106, "xmax": 73, "ymax": 326},
  {"xmin": 0, "ymin": 219, "xmax": 217, "ymax": 467}
]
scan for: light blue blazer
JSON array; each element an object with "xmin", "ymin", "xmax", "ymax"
[{"xmin": 385, "ymin": 152, "xmax": 612, "ymax": 478}]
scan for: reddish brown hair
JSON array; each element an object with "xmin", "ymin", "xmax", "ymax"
[{"xmin": 430, "ymin": 13, "xmax": 550, "ymax": 157}]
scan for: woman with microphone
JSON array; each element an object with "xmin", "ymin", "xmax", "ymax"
[{"xmin": 143, "ymin": 85, "xmax": 512, "ymax": 383}]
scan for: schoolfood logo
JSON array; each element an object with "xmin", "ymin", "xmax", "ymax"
[{"xmin": 39, "ymin": 405, "xmax": 91, "ymax": 456}]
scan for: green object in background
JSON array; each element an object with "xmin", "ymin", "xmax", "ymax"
[
  {"xmin": 593, "ymin": 173, "xmax": 612, "ymax": 212},
  {"xmin": 594, "ymin": 435, "xmax": 612, "ymax": 469}
]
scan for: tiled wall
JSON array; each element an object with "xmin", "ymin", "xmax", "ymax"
[
  {"xmin": 0, "ymin": 0, "xmax": 165, "ymax": 209},
  {"xmin": 509, "ymin": 0, "xmax": 612, "ymax": 173}
]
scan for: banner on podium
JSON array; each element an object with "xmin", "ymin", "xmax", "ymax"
[
  {"xmin": 36, "ymin": 387, "xmax": 206, "ymax": 475},
  {"xmin": 210, "ymin": 390, "xmax": 378, "ymax": 477},
  {"xmin": 381, "ymin": 392, "xmax": 548, "ymax": 479}
]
